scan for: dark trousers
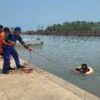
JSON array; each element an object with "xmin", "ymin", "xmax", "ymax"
[
  {"xmin": 0, "ymin": 53, "xmax": 12, "ymax": 71},
  {"xmin": 3, "ymin": 47, "xmax": 21, "ymax": 72}
]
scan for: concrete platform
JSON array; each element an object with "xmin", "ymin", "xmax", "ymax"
[{"xmin": 0, "ymin": 58, "xmax": 99, "ymax": 100}]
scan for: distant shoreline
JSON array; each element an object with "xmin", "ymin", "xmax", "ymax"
[{"xmin": 22, "ymin": 31, "xmax": 100, "ymax": 36}]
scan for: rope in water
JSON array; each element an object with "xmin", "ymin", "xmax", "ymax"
[
  {"xmin": 19, "ymin": 48, "xmax": 72, "ymax": 71},
  {"xmin": 30, "ymin": 51, "xmax": 89, "ymax": 80},
  {"xmin": 19, "ymin": 49, "xmax": 88, "ymax": 80},
  {"xmin": 19, "ymin": 48, "xmax": 90, "ymax": 76},
  {"xmin": 31, "ymin": 51, "xmax": 94, "ymax": 76},
  {"xmin": 31, "ymin": 50, "xmax": 73, "ymax": 71}
]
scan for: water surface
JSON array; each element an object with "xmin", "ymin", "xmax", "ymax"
[{"xmin": 17, "ymin": 35, "xmax": 100, "ymax": 97}]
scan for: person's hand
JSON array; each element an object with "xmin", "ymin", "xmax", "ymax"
[
  {"xmin": 79, "ymin": 69, "xmax": 84, "ymax": 73},
  {"xmin": 28, "ymin": 47, "xmax": 32, "ymax": 51},
  {"xmin": 10, "ymin": 42, "xmax": 16, "ymax": 46}
]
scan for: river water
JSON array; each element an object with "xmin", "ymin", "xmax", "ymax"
[{"xmin": 17, "ymin": 35, "xmax": 100, "ymax": 97}]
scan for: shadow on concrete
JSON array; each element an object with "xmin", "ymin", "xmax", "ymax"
[{"xmin": 0, "ymin": 68, "xmax": 2, "ymax": 74}]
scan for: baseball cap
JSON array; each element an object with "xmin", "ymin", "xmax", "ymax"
[{"xmin": 15, "ymin": 26, "xmax": 21, "ymax": 32}]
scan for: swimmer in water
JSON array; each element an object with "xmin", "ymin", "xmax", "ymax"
[{"xmin": 76, "ymin": 64, "xmax": 90, "ymax": 73}]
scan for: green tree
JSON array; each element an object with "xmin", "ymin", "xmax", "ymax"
[
  {"xmin": 45, "ymin": 21, "xmax": 100, "ymax": 32},
  {"xmin": 10, "ymin": 27, "xmax": 14, "ymax": 32}
]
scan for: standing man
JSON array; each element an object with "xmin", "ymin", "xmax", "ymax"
[
  {"xmin": 0, "ymin": 25, "xmax": 15, "ymax": 71},
  {"xmin": 3, "ymin": 26, "xmax": 32, "ymax": 74}
]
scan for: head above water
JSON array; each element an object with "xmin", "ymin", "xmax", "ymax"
[
  {"xmin": 81, "ymin": 64, "xmax": 88, "ymax": 70},
  {"xmin": 0, "ymin": 25, "xmax": 3, "ymax": 33},
  {"xmin": 14, "ymin": 26, "xmax": 21, "ymax": 35}
]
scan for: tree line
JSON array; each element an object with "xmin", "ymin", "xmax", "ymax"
[
  {"xmin": 9, "ymin": 21, "xmax": 100, "ymax": 35},
  {"xmin": 45, "ymin": 21, "xmax": 100, "ymax": 32}
]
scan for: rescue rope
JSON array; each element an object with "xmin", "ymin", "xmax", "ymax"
[
  {"xmin": 31, "ymin": 50, "xmax": 73, "ymax": 71},
  {"xmin": 19, "ymin": 46, "xmax": 93, "ymax": 78},
  {"xmin": 19, "ymin": 49, "xmax": 71, "ymax": 70},
  {"xmin": 30, "ymin": 50, "xmax": 87, "ymax": 80},
  {"xmin": 19, "ymin": 50, "xmax": 32, "ymax": 65},
  {"xmin": 19, "ymin": 49, "xmax": 89, "ymax": 80}
]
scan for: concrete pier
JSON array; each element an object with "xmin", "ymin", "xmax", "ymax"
[{"xmin": 0, "ymin": 58, "xmax": 99, "ymax": 100}]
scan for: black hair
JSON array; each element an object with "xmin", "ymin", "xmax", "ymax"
[
  {"xmin": 4, "ymin": 27, "xmax": 10, "ymax": 32},
  {"xmin": 81, "ymin": 64, "xmax": 88, "ymax": 70},
  {"xmin": 0, "ymin": 25, "xmax": 3, "ymax": 29}
]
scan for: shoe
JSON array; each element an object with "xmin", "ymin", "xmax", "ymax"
[
  {"xmin": 9, "ymin": 67, "xmax": 15, "ymax": 70},
  {"xmin": 2, "ymin": 72, "xmax": 9, "ymax": 74},
  {"xmin": 17, "ymin": 65, "xmax": 25, "ymax": 69}
]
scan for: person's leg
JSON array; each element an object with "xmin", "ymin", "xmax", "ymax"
[
  {"xmin": 3, "ymin": 48, "xmax": 10, "ymax": 74},
  {"xmin": 0, "ymin": 53, "xmax": 15, "ymax": 70},
  {"xmin": 11, "ymin": 48, "xmax": 25, "ymax": 68}
]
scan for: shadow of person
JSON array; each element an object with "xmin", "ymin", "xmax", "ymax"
[{"xmin": 0, "ymin": 68, "xmax": 3, "ymax": 74}]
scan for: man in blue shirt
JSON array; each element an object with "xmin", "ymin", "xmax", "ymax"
[{"xmin": 3, "ymin": 27, "xmax": 32, "ymax": 74}]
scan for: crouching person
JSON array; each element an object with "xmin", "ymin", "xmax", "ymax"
[{"xmin": 2, "ymin": 27, "xmax": 32, "ymax": 74}]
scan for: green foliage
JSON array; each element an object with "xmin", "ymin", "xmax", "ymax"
[
  {"xmin": 10, "ymin": 27, "xmax": 14, "ymax": 32},
  {"xmin": 37, "ymin": 25, "xmax": 44, "ymax": 32},
  {"xmin": 45, "ymin": 21, "xmax": 100, "ymax": 32}
]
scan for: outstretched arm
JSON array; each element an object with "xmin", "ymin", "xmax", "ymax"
[{"xmin": 18, "ymin": 36, "xmax": 29, "ymax": 49}]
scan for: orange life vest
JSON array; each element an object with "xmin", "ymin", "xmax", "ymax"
[{"xmin": 0, "ymin": 32, "xmax": 12, "ymax": 53}]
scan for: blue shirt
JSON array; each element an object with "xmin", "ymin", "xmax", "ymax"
[{"xmin": 3, "ymin": 34, "xmax": 29, "ymax": 49}]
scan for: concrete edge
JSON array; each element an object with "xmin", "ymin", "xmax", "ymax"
[
  {"xmin": 28, "ymin": 64, "xmax": 100, "ymax": 100},
  {"xmin": 20, "ymin": 58, "xmax": 100, "ymax": 100}
]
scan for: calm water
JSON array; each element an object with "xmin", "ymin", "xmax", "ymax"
[{"xmin": 17, "ymin": 35, "xmax": 100, "ymax": 97}]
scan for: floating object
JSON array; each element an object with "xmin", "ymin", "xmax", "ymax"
[
  {"xmin": 75, "ymin": 66, "xmax": 94, "ymax": 75},
  {"xmin": 16, "ymin": 39, "xmax": 43, "ymax": 46},
  {"xmin": 21, "ymin": 68, "xmax": 33, "ymax": 73}
]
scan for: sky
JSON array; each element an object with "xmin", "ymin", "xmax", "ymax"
[{"xmin": 0, "ymin": 0, "xmax": 100, "ymax": 30}]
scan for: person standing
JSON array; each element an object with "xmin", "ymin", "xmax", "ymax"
[
  {"xmin": 0, "ymin": 25, "xmax": 15, "ymax": 71},
  {"xmin": 2, "ymin": 26, "xmax": 32, "ymax": 74}
]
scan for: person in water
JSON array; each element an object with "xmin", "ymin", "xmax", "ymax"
[
  {"xmin": 2, "ymin": 26, "xmax": 32, "ymax": 74},
  {"xmin": 76, "ymin": 64, "xmax": 90, "ymax": 73}
]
